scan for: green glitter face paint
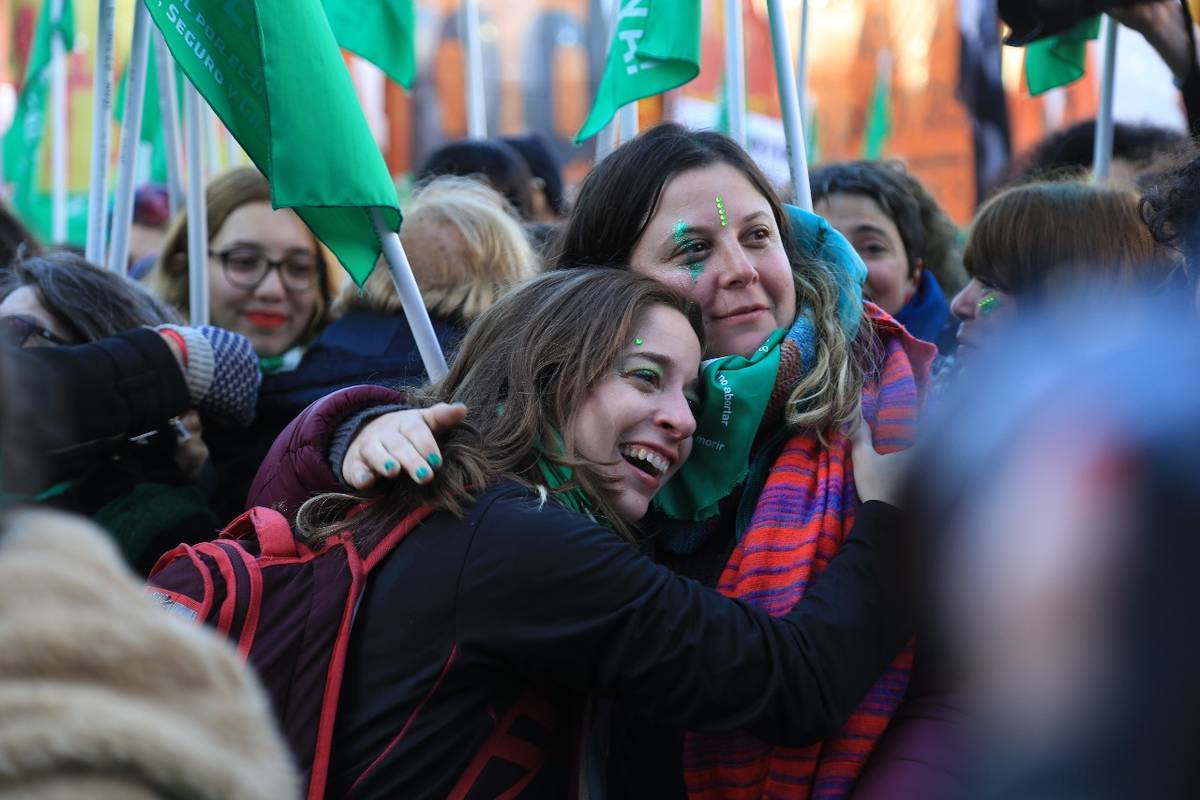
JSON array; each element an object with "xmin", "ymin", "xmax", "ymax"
[
  {"xmin": 673, "ymin": 218, "xmax": 705, "ymax": 285},
  {"xmin": 978, "ymin": 294, "xmax": 1002, "ymax": 317},
  {"xmin": 634, "ymin": 337, "xmax": 644, "ymax": 346},
  {"xmin": 715, "ymin": 196, "xmax": 728, "ymax": 227}
]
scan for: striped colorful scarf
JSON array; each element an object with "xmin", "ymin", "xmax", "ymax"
[{"xmin": 682, "ymin": 303, "xmax": 934, "ymax": 800}]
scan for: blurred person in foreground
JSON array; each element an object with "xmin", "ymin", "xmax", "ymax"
[{"xmin": 906, "ymin": 296, "xmax": 1200, "ymax": 799}]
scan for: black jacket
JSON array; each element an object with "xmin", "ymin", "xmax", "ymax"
[{"xmin": 327, "ymin": 481, "xmax": 912, "ymax": 799}]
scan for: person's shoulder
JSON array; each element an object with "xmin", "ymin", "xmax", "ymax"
[{"xmin": 471, "ymin": 480, "xmax": 592, "ymax": 529}]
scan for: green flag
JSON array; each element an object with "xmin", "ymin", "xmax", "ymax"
[
  {"xmin": 1024, "ymin": 15, "xmax": 1100, "ymax": 96},
  {"xmin": 145, "ymin": 0, "xmax": 402, "ymax": 286},
  {"xmin": 863, "ymin": 60, "xmax": 891, "ymax": 159},
  {"xmin": 3, "ymin": 0, "xmax": 85, "ymax": 244},
  {"xmin": 576, "ymin": 0, "xmax": 701, "ymax": 143},
  {"xmin": 322, "ymin": 0, "xmax": 417, "ymax": 89}
]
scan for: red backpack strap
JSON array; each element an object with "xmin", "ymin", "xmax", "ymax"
[
  {"xmin": 360, "ymin": 505, "xmax": 435, "ymax": 572},
  {"xmin": 221, "ymin": 506, "xmax": 301, "ymax": 558}
]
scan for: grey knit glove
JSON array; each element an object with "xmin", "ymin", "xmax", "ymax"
[{"xmin": 157, "ymin": 325, "xmax": 261, "ymax": 427}]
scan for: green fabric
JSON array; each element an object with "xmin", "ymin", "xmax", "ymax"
[
  {"xmin": 322, "ymin": 0, "xmax": 416, "ymax": 89},
  {"xmin": 114, "ymin": 42, "xmax": 185, "ymax": 185},
  {"xmin": 1024, "ymin": 16, "xmax": 1101, "ymax": 96},
  {"xmin": 93, "ymin": 481, "xmax": 218, "ymax": 571},
  {"xmin": 3, "ymin": 0, "xmax": 84, "ymax": 245},
  {"xmin": 653, "ymin": 328, "xmax": 785, "ymax": 521},
  {"xmin": 535, "ymin": 456, "xmax": 596, "ymax": 519},
  {"xmin": 575, "ymin": 0, "xmax": 701, "ymax": 143},
  {"xmin": 863, "ymin": 63, "xmax": 891, "ymax": 159},
  {"xmin": 146, "ymin": 0, "xmax": 403, "ymax": 286}
]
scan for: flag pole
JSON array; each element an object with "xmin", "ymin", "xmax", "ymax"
[
  {"xmin": 724, "ymin": 0, "xmax": 747, "ymax": 146},
  {"xmin": 463, "ymin": 0, "xmax": 487, "ymax": 138},
  {"xmin": 594, "ymin": 0, "xmax": 621, "ymax": 161},
  {"xmin": 184, "ymin": 82, "xmax": 209, "ymax": 325},
  {"xmin": 1091, "ymin": 15, "xmax": 1118, "ymax": 181},
  {"xmin": 618, "ymin": 102, "xmax": 639, "ymax": 143},
  {"xmin": 766, "ymin": 0, "xmax": 812, "ymax": 210},
  {"xmin": 107, "ymin": 2, "xmax": 151, "ymax": 273},
  {"xmin": 49, "ymin": 0, "xmax": 68, "ymax": 243},
  {"xmin": 85, "ymin": 0, "xmax": 116, "ymax": 264},
  {"xmin": 154, "ymin": 32, "xmax": 184, "ymax": 215},
  {"xmin": 796, "ymin": 0, "xmax": 810, "ymax": 131},
  {"xmin": 370, "ymin": 209, "xmax": 449, "ymax": 381}
]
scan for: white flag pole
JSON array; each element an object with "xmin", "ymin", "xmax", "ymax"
[
  {"xmin": 184, "ymin": 82, "xmax": 209, "ymax": 325},
  {"xmin": 594, "ymin": 0, "xmax": 621, "ymax": 161},
  {"xmin": 370, "ymin": 209, "xmax": 449, "ymax": 381},
  {"xmin": 1092, "ymin": 15, "xmax": 1118, "ymax": 181},
  {"xmin": 85, "ymin": 0, "xmax": 115, "ymax": 264},
  {"xmin": 724, "ymin": 0, "xmax": 747, "ymax": 146},
  {"xmin": 796, "ymin": 0, "xmax": 810, "ymax": 131},
  {"xmin": 49, "ymin": 0, "xmax": 68, "ymax": 243},
  {"xmin": 107, "ymin": 2, "xmax": 151, "ymax": 273},
  {"xmin": 618, "ymin": 101, "xmax": 639, "ymax": 143},
  {"xmin": 206, "ymin": 108, "xmax": 221, "ymax": 172},
  {"xmin": 153, "ymin": 32, "xmax": 184, "ymax": 215},
  {"xmin": 766, "ymin": 0, "xmax": 812, "ymax": 210},
  {"xmin": 463, "ymin": 0, "xmax": 487, "ymax": 138}
]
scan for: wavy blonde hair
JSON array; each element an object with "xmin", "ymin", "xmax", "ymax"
[{"xmin": 332, "ymin": 176, "xmax": 540, "ymax": 323}]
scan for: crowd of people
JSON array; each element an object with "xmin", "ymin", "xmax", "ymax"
[{"xmin": 3, "ymin": 7, "xmax": 1200, "ymax": 797}]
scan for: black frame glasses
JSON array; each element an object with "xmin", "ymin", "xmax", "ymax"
[
  {"xmin": 209, "ymin": 247, "xmax": 319, "ymax": 293},
  {"xmin": 0, "ymin": 315, "xmax": 72, "ymax": 348}
]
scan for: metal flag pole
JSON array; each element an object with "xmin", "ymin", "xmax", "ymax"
[
  {"xmin": 796, "ymin": 0, "xmax": 810, "ymax": 131},
  {"xmin": 85, "ymin": 0, "xmax": 116, "ymax": 264},
  {"xmin": 766, "ymin": 0, "xmax": 812, "ymax": 210},
  {"xmin": 370, "ymin": 209, "xmax": 449, "ymax": 381},
  {"xmin": 49, "ymin": 0, "xmax": 68, "ymax": 243},
  {"xmin": 724, "ymin": 0, "xmax": 747, "ymax": 146},
  {"xmin": 463, "ymin": 0, "xmax": 487, "ymax": 138},
  {"xmin": 107, "ymin": 1, "xmax": 151, "ymax": 273},
  {"xmin": 184, "ymin": 82, "xmax": 209, "ymax": 325},
  {"xmin": 618, "ymin": 101, "xmax": 639, "ymax": 143},
  {"xmin": 154, "ymin": 32, "xmax": 184, "ymax": 215},
  {"xmin": 594, "ymin": 0, "xmax": 621, "ymax": 161},
  {"xmin": 1091, "ymin": 15, "xmax": 1118, "ymax": 181}
]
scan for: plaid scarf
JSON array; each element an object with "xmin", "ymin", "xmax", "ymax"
[{"xmin": 681, "ymin": 304, "xmax": 934, "ymax": 800}]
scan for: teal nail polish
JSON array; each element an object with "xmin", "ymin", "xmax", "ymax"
[
  {"xmin": 428, "ymin": 453, "xmax": 442, "ymax": 468},
  {"xmin": 416, "ymin": 466, "xmax": 431, "ymax": 481},
  {"xmin": 384, "ymin": 460, "xmax": 396, "ymax": 473}
]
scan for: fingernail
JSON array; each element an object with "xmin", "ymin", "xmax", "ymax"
[
  {"xmin": 415, "ymin": 466, "xmax": 431, "ymax": 481},
  {"xmin": 384, "ymin": 460, "xmax": 396, "ymax": 473},
  {"xmin": 427, "ymin": 453, "xmax": 442, "ymax": 468},
  {"xmin": 358, "ymin": 470, "xmax": 372, "ymax": 485}
]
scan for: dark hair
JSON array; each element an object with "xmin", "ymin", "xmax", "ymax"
[
  {"xmin": 1140, "ymin": 152, "xmax": 1200, "ymax": 271},
  {"xmin": 500, "ymin": 133, "xmax": 566, "ymax": 216},
  {"xmin": 416, "ymin": 139, "xmax": 536, "ymax": 219},
  {"xmin": 1014, "ymin": 120, "xmax": 1188, "ymax": 181},
  {"xmin": 0, "ymin": 200, "xmax": 40, "ymax": 269},
  {"xmin": 964, "ymin": 180, "xmax": 1174, "ymax": 296},
  {"xmin": 0, "ymin": 250, "xmax": 180, "ymax": 342},
  {"xmin": 553, "ymin": 122, "xmax": 870, "ymax": 436},
  {"xmin": 297, "ymin": 268, "xmax": 703, "ymax": 546},
  {"xmin": 811, "ymin": 160, "xmax": 964, "ymax": 291}
]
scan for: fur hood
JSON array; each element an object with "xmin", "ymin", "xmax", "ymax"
[{"xmin": 0, "ymin": 509, "xmax": 298, "ymax": 799}]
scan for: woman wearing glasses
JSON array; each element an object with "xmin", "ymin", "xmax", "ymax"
[{"xmin": 149, "ymin": 166, "xmax": 337, "ymax": 522}]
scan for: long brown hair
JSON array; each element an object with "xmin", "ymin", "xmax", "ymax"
[
  {"xmin": 553, "ymin": 122, "xmax": 871, "ymax": 437},
  {"xmin": 296, "ymin": 268, "xmax": 704, "ymax": 547}
]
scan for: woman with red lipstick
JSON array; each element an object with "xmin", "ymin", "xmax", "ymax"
[
  {"xmin": 256, "ymin": 269, "xmax": 912, "ymax": 799},
  {"xmin": 149, "ymin": 166, "xmax": 337, "ymax": 522}
]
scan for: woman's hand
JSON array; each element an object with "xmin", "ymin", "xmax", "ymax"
[
  {"xmin": 342, "ymin": 403, "xmax": 469, "ymax": 490},
  {"xmin": 172, "ymin": 410, "xmax": 209, "ymax": 482},
  {"xmin": 849, "ymin": 409, "xmax": 913, "ymax": 508},
  {"xmin": 1109, "ymin": 2, "xmax": 1198, "ymax": 81}
]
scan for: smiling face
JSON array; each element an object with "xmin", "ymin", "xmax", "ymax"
[
  {"xmin": 570, "ymin": 304, "xmax": 701, "ymax": 522},
  {"xmin": 206, "ymin": 201, "xmax": 321, "ymax": 357},
  {"xmin": 816, "ymin": 191, "xmax": 920, "ymax": 316},
  {"xmin": 628, "ymin": 163, "xmax": 797, "ymax": 359},
  {"xmin": 950, "ymin": 277, "xmax": 1016, "ymax": 356}
]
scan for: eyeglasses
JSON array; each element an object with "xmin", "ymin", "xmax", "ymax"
[
  {"xmin": 209, "ymin": 247, "xmax": 319, "ymax": 293},
  {"xmin": 0, "ymin": 315, "xmax": 71, "ymax": 348}
]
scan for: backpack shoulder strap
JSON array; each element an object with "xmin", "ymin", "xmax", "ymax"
[
  {"xmin": 360, "ymin": 505, "xmax": 435, "ymax": 572},
  {"xmin": 221, "ymin": 506, "xmax": 302, "ymax": 558}
]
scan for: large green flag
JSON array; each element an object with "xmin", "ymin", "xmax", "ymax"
[
  {"xmin": 3, "ymin": 0, "xmax": 85, "ymax": 245},
  {"xmin": 144, "ymin": 0, "xmax": 402, "ymax": 286},
  {"xmin": 576, "ymin": 0, "xmax": 701, "ymax": 143},
  {"xmin": 322, "ymin": 0, "xmax": 417, "ymax": 89},
  {"xmin": 1024, "ymin": 15, "xmax": 1100, "ymax": 96}
]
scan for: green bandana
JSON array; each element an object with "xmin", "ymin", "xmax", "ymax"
[
  {"xmin": 654, "ymin": 328, "xmax": 786, "ymax": 520},
  {"xmin": 535, "ymin": 446, "xmax": 600, "ymax": 521}
]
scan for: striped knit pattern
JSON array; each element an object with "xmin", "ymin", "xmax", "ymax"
[{"xmin": 683, "ymin": 304, "xmax": 934, "ymax": 800}]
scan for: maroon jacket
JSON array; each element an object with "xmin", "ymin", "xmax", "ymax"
[{"xmin": 247, "ymin": 384, "xmax": 405, "ymax": 517}]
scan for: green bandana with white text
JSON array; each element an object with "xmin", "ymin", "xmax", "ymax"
[{"xmin": 653, "ymin": 328, "xmax": 785, "ymax": 521}]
